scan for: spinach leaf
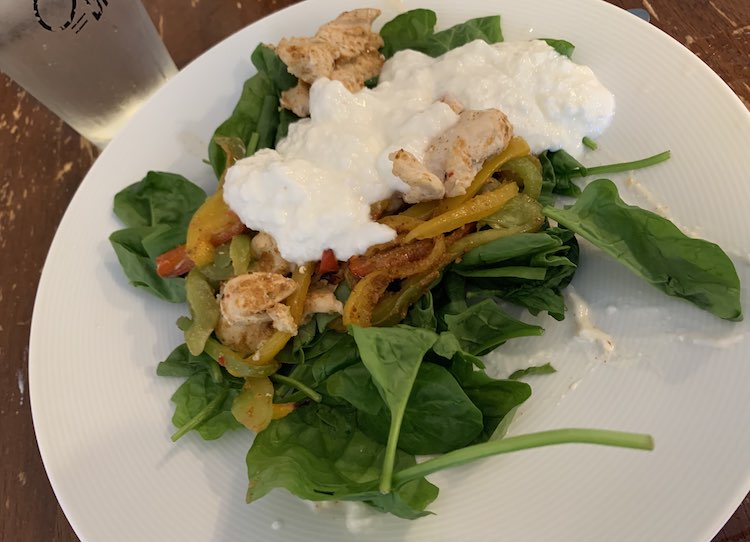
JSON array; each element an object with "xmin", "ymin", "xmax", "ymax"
[
  {"xmin": 380, "ymin": 9, "xmax": 503, "ymax": 59},
  {"xmin": 431, "ymin": 331, "xmax": 486, "ymax": 369},
  {"xmin": 450, "ymin": 358, "xmax": 532, "ymax": 440},
  {"xmin": 139, "ymin": 224, "xmax": 187, "ymax": 260},
  {"xmin": 330, "ymin": 362, "xmax": 484, "ymax": 454},
  {"xmin": 326, "ymin": 363, "xmax": 382, "ymax": 415},
  {"xmin": 208, "ymin": 45, "xmax": 297, "ymax": 177},
  {"xmin": 404, "ymin": 291, "xmax": 437, "ymax": 330},
  {"xmin": 544, "ymin": 179, "xmax": 742, "ymax": 320},
  {"xmin": 109, "ymin": 227, "xmax": 187, "ymax": 302},
  {"xmin": 455, "ymin": 232, "xmax": 563, "ymax": 269},
  {"xmin": 246, "ymin": 403, "xmax": 438, "ymax": 519},
  {"xmin": 539, "ymin": 150, "xmax": 584, "ymax": 204},
  {"xmin": 379, "ymin": 9, "xmax": 437, "ymax": 58},
  {"xmin": 157, "ymin": 343, "xmax": 222, "ymax": 379},
  {"xmin": 113, "ymin": 171, "xmax": 206, "ymax": 229},
  {"xmin": 509, "ymin": 362, "xmax": 557, "ymax": 380},
  {"xmin": 442, "ymin": 299, "xmax": 544, "ymax": 356},
  {"xmin": 250, "ymin": 44, "xmax": 297, "ymax": 91},
  {"xmin": 456, "ymin": 227, "xmax": 579, "ymax": 320},
  {"xmin": 541, "ymin": 38, "xmax": 575, "ymax": 58},
  {"xmin": 275, "ymin": 108, "xmax": 300, "ymax": 145},
  {"xmin": 350, "ymin": 325, "xmax": 438, "ymax": 492},
  {"xmin": 170, "ymin": 372, "xmax": 242, "ymax": 441},
  {"xmin": 309, "ymin": 331, "xmax": 360, "ymax": 385},
  {"xmin": 426, "ymin": 16, "xmax": 503, "ymax": 56},
  {"xmin": 539, "ymin": 150, "xmax": 672, "ymax": 205},
  {"xmin": 110, "ymin": 171, "xmax": 205, "ymax": 302}
]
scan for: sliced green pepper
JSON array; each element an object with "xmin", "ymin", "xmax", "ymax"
[{"xmin": 184, "ymin": 269, "xmax": 220, "ymax": 355}]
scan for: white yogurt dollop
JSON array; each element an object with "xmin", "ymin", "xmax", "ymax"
[{"xmin": 224, "ymin": 39, "xmax": 615, "ymax": 264}]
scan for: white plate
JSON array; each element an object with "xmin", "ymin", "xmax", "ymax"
[{"xmin": 30, "ymin": 1, "xmax": 750, "ymax": 541}]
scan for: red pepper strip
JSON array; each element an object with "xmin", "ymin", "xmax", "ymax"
[
  {"xmin": 318, "ymin": 248, "xmax": 339, "ymax": 274},
  {"xmin": 156, "ymin": 244, "xmax": 195, "ymax": 277},
  {"xmin": 156, "ymin": 213, "xmax": 246, "ymax": 278},
  {"xmin": 347, "ymin": 238, "xmax": 435, "ymax": 279},
  {"xmin": 209, "ymin": 212, "xmax": 246, "ymax": 246}
]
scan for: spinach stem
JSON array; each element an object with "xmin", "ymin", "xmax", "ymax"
[
  {"xmin": 245, "ymin": 132, "xmax": 260, "ymax": 157},
  {"xmin": 582, "ymin": 136, "xmax": 598, "ymax": 150},
  {"xmin": 392, "ymin": 428, "xmax": 654, "ymax": 486},
  {"xmin": 380, "ymin": 408, "xmax": 407, "ymax": 494},
  {"xmin": 170, "ymin": 389, "xmax": 229, "ymax": 442},
  {"xmin": 571, "ymin": 150, "xmax": 671, "ymax": 178},
  {"xmin": 270, "ymin": 374, "xmax": 322, "ymax": 403}
]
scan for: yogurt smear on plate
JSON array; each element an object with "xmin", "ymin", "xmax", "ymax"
[{"xmin": 223, "ymin": 39, "xmax": 615, "ymax": 264}]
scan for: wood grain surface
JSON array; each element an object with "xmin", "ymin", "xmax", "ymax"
[{"xmin": 1, "ymin": 1, "xmax": 747, "ymax": 541}]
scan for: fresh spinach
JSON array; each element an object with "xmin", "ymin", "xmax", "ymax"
[
  {"xmin": 509, "ymin": 362, "xmax": 557, "ymax": 380},
  {"xmin": 539, "ymin": 149, "xmax": 672, "ymax": 205},
  {"xmin": 544, "ymin": 179, "xmax": 742, "ymax": 320},
  {"xmin": 541, "ymin": 38, "xmax": 575, "ymax": 58},
  {"xmin": 380, "ymin": 9, "xmax": 503, "ymax": 59},
  {"xmin": 450, "ymin": 357, "xmax": 532, "ymax": 440},
  {"xmin": 208, "ymin": 44, "xmax": 298, "ymax": 177},
  {"xmin": 245, "ymin": 403, "xmax": 439, "ymax": 519},
  {"xmin": 455, "ymin": 227, "xmax": 579, "ymax": 320},
  {"xmin": 157, "ymin": 343, "xmax": 243, "ymax": 441},
  {"xmin": 113, "ymin": 171, "xmax": 206, "ymax": 229},
  {"xmin": 110, "ymin": 171, "xmax": 205, "ymax": 302},
  {"xmin": 350, "ymin": 325, "xmax": 438, "ymax": 492},
  {"xmin": 331, "ymin": 362, "xmax": 484, "ymax": 454},
  {"xmin": 169, "ymin": 372, "xmax": 242, "ymax": 441},
  {"xmin": 109, "ymin": 227, "xmax": 188, "ymax": 303},
  {"xmin": 442, "ymin": 299, "xmax": 544, "ymax": 355}
]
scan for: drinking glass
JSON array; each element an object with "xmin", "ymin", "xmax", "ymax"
[{"xmin": 0, "ymin": 0, "xmax": 178, "ymax": 147}]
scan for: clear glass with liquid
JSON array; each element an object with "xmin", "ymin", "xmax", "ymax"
[{"xmin": 0, "ymin": 1, "xmax": 177, "ymax": 147}]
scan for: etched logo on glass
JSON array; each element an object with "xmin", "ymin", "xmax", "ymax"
[{"xmin": 34, "ymin": 0, "xmax": 109, "ymax": 33}]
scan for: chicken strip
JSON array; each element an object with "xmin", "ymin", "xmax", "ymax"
[
  {"xmin": 219, "ymin": 271, "xmax": 298, "ymax": 336},
  {"xmin": 425, "ymin": 108, "xmax": 514, "ymax": 197},
  {"xmin": 303, "ymin": 281, "xmax": 344, "ymax": 321},
  {"xmin": 251, "ymin": 232, "xmax": 292, "ymax": 275},
  {"xmin": 389, "ymin": 148, "xmax": 445, "ymax": 203},
  {"xmin": 280, "ymin": 81, "xmax": 311, "ymax": 118},
  {"xmin": 275, "ymin": 9, "xmax": 384, "ymax": 116},
  {"xmin": 315, "ymin": 8, "xmax": 384, "ymax": 59}
]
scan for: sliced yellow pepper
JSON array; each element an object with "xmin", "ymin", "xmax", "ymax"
[
  {"xmin": 252, "ymin": 263, "xmax": 314, "ymax": 364},
  {"xmin": 185, "ymin": 188, "xmax": 238, "ymax": 268},
  {"xmin": 404, "ymin": 182, "xmax": 519, "ymax": 242},
  {"xmin": 342, "ymin": 269, "xmax": 392, "ymax": 328},
  {"xmin": 399, "ymin": 199, "xmax": 441, "ymax": 220},
  {"xmin": 271, "ymin": 402, "xmax": 296, "ymax": 420},
  {"xmin": 432, "ymin": 136, "xmax": 531, "ymax": 216}
]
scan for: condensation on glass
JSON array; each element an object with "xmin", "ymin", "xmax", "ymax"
[{"xmin": 0, "ymin": 1, "xmax": 177, "ymax": 147}]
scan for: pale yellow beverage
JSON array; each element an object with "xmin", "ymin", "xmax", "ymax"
[{"xmin": 0, "ymin": 1, "xmax": 177, "ymax": 147}]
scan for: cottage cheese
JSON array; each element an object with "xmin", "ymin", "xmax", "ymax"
[{"xmin": 223, "ymin": 39, "xmax": 615, "ymax": 264}]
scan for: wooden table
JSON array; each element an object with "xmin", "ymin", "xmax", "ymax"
[{"xmin": 1, "ymin": 1, "xmax": 747, "ymax": 540}]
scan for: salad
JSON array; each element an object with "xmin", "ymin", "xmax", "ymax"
[{"xmin": 109, "ymin": 8, "xmax": 742, "ymax": 520}]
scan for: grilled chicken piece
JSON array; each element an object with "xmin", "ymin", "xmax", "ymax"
[
  {"xmin": 219, "ymin": 272, "xmax": 298, "ymax": 334},
  {"xmin": 215, "ymin": 317, "xmax": 275, "ymax": 355},
  {"xmin": 251, "ymin": 232, "xmax": 292, "ymax": 275},
  {"xmin": 275, "ymin": 9, "xmax": 384, "ymax": 116},
  {"xmin": 425, "ymin": 108, "xmax": 513, "ymax": 197},
  {"xmin": 280, "ymin": 81, "xmax": 311, "ymax": 117},
  {"xmin": 303, "ymin": 282, "xmax": 344, "ymax": 320},
  {"xmin": 389, "ymin": 148, "xmax": 445, "ymax": 203},
  {"xmin": 315, "ymin": 8, "xmax": 383, "ymax": 59}
]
